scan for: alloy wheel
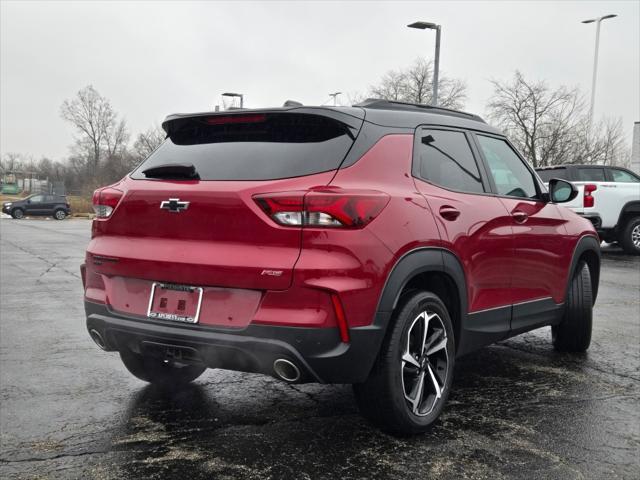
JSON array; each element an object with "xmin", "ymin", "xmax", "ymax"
[
  {"xmin": 632, "ymin": 224, "xmax": 640, "ymax": 249},
  {"xmin": 401, "ymin": 310, "xmax": 450, "ymax": 416}
]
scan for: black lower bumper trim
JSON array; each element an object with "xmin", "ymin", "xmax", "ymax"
[{"xmin": 85, "ymin": 302, "xmax": 385, "ymax": 384}]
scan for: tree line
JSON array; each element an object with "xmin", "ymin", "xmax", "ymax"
[
  {"xmin": 1, "ymin": 85, "xmax": 165, "ymax": 195},
  {"xmin": 0, "ymin": 60, "xmax": 630, "ymax": 196}
]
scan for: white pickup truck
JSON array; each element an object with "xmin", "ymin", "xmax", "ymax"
[{"xmin": 536, "ymin": 165, "xmax": 640, "ymax": 255}]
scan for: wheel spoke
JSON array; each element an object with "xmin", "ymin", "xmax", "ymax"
[
  {"xmin": 427, "ymin": 364, "xmax": 442, "ymax": 399},
  {"xmin": 402, "ymin": 352, "xmax": 420, "ymax": 368},
  {"xmin": 409, "ymin": 371, "xmax": 426, "ymax": 414},
  {"xmin": 426, "ymin": 334, "xmax": 447, "ymax": 356}
]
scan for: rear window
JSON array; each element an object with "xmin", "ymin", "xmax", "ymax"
[
  {"xmin": 131, "ymin": 113, "xmax": 357, "ymax": 181},
  {"xmin": 536, "ymin": 168, "xmax": 567, "ymax": 183}
]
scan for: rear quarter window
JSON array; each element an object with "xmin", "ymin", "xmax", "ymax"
[{"xmin": 131, "ymin": 113, "xmax": 357, "ymax": 181}]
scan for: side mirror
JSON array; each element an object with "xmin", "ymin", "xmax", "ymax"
[{"xmin": 549, "ymin": 178, "xmax": 578, "ymax": 203}]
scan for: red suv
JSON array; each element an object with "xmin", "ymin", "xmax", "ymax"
[{"xmin": 82, "ymin": 100, "xmax": 600, "ymax": 434}]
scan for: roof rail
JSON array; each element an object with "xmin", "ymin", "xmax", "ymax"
[{"xmin": 354, "ymin": 98, "xmax": 486, "ymax": 123}]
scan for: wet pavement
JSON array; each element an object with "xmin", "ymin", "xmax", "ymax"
[{"xmin": 1, "ymin": 218, "xmax": 638, "ymax": 479}]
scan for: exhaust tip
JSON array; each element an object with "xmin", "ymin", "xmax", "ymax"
[
  {"xmin": 273, "ymin": 358, "xmax": 301, "ymax": 383},
  {"xmin": 89, "ymin": 329, "xmax": 107, "ymax": 350}
]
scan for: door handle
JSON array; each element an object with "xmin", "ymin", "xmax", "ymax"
[
  {"xmin": 512, "ymin": 210, "xmax": 528, "ymax": 223},
  {"xmin": 439, "ymin": 205, "xmax": 460, "ymax": 221}
]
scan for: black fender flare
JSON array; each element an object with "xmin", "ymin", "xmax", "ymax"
[
  {"xmin": 617, "ymin": 201, "xmax": 640, "ymax": 228},
  {"xmin": 374, "ymin": 247, "xmax": 468, "ymax": 346},
  {"xmin": 566, "ymin": 235, "xmax": 601, "ymax": 304}
]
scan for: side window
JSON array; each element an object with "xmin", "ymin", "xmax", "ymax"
[
  {"xmin": 576, "ymin": 168, "xmax": 606, "ymax": 182},
  {"xmin": 609, "ymin": 169, "xmax": 640, "ymax": 183},
  {"xmin": 536, "ymin": 168, "xmax": 567, "ymax": 183},
  {"xmin": 477, "ymin": 135, "xmax": 538, "ymax": 199},
  {"xmin": 416, "ymin": 129, "xmax": 485, "ymax": 193},
  {"xmin": 30, "ymin": 195, "xmax": 44, "ymax": 203}
]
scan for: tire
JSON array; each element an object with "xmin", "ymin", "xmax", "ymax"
[
  {"xmin": 552, "ymin": 262, "xmax": 593, "ymax": 352},
  {"xmin": 619, "ymin": 216, "xmax": 640, "ymax": 255},
  {"xmin": 53, "ymin": 209, "xmax": 67, "ymax": 220},
  {"xmin": 119, "ymin": 349, "xmax": 206, "ymax": 386},
  {"xmin": 11, "ymin": 208, "xmax": 24, "ymax": 219},
  {"xmin": 353, "ymin": 291, "xmax": 455, "ymax": 435}
]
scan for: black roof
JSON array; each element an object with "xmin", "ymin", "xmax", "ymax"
[{"xmin": 354, "ymin": 99, "xmax": 486, "ymax": 123}]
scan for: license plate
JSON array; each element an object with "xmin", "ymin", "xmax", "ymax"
[{"xmin": 147, "ymin": 283, "xmax": 203, "ymax": 324}]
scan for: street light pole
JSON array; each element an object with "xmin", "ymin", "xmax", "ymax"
[
  {"xmin": 329, "ymin": 92, "xmax": 342, "ymax": 106},
  {"xmin": 582, "ymin": 14, "xmax": 617, "ymax": 126},
  {"xmin": 408, "ymin": 21, "xmax": 442, "ymax": 106},
  {"xmin": 433, "ymin": 25, "xmax": 441, "ymax": 106}
]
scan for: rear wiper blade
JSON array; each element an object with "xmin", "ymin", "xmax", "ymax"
[{"xmin": 142, "ymin": 163, "xmax": 200, "ymax": 180}]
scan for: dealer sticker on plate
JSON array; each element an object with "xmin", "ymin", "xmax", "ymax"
[{"xmin": 147, "ymin": 282, "xmax": 203, "ymax": 324}]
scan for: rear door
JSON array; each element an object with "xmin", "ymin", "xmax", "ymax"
[
  {"xmin": 88, "ymin": 111, "xmax": 362, "ymax": 294},
  {"xmin": 413, "ymin": 127, "xmax": 514, "ymax": 334},
  {"xmin": 474, "ymin": 133, "xmax": 572, "ymax": 330},
  {"xmin": 24, "ymin": 195, "xmax": 46, "ymax": 215}
]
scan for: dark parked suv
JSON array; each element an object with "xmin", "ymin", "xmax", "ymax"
[
  {"xmin": 2, "ymin": 194, "xmax": 70, "ymax": 220},
  {"xmin": 83, "ymin": 100, "xmax": 600, "ymax": 434}
]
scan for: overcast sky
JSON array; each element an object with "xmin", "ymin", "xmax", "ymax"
[{"xmin": 1, "ymin": 0, "xmax": 638, "ymax": 161}]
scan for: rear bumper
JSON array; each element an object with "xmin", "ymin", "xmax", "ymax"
[{"xmin": 85, "ymin": 301, "xmax": 388, "ymax": 384}]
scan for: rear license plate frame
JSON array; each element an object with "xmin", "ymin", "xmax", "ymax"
[{"xmin": 146, "ymin": 282, "xmax": 204, "ymax": 324}]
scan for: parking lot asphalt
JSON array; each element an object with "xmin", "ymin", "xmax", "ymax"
[{"xmin": 0, "ymin": 218, "xmax": 638, "ymax": 479}]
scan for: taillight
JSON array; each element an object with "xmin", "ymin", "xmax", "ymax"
[
  {"xmin": 254, "ymin": 189, "xmax": 390, "ymax": 228},
  {"xmin": 583, "ymin": 184, "xmax": 597, "ymax": 208},
  {"xmin": 92, "ymin": 187, "xmax": 123, "ymax": 218}
]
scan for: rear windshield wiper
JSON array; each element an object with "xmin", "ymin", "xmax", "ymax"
[{"xmin": 142, "ymin": 163, "xmax": 200, "ymax": 180}]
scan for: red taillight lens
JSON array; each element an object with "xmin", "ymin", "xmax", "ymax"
[
  {"xmin": 583, "ymin": 184, "xmax": 597, "ymax": 208},
  {"xmin": 254, "ymin": 190, "xmax": 390, "ymax": 228},
  {"xmin": 92, "ymin": 187, "xmax": 123, "ymax": 218}
]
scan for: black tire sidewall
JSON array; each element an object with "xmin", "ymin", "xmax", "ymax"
[
  {"xmin": 54, "ymin": 209, "xmax": 66, "ymax": 220},
  {"xmin": 12, "ymin": 208, "xmax": 24, "ymax": 219},
  {"xmin": 385, "ymin": 291, "xmax": 456, "ymax": 431}
]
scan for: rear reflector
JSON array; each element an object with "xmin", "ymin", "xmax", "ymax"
[
  {"xmin": 92, "ymin": 187, "xmax": 123, "ymax": 218},
  {"xmin": 331, "ymin": 294, "xmax": 350, "ymax": 343},
  {"xmin": 254, "ymin": 189, "xmax": 389, "ymax": 229},
  {"xmin": 583, "ymin": 184, "xmax": 597, "ymax": 208}
]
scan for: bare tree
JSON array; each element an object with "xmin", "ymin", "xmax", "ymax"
[
  {"xmin": 368, "ymin": 58, "xmax": 467, "ymax": 109},
  {"xmin": 0, "ymin": 152, "xmax": 25, "ymax": 172},
  {"xmin": 60, "ymin": 85, "xmax": 128, "ymax": 170},
  {"xmin": 486, "ymin": 71, "xmax": 628, "ymax": 167},
  {"xmin": 133, "ymin": 125, "xmax": 166, "ymax": 161}
]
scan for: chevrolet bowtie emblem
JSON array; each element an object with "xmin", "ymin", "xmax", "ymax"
[{"xmin": 160, "ymin": 198, "xmax": 190, "ymax": 213}]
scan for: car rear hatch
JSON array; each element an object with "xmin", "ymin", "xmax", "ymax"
[{"xmin": 87, "ymin": 109, "xmax": 363, "ymax": 321}]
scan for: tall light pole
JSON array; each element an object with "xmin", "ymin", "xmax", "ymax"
[
  {"xmin": 408, "ymin": 21, "xmax": 441, "ymax": 106},
  {"xmin": 582, "ymin": 14, "xmax": 617, "ymax": 125},
  {"xmin": 222, "ymin": 92, "xmax": 244, "ymax": 109},
  {"xmin": 329, "ymin": 92, "xmax": 342, "ymax": 106}
]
